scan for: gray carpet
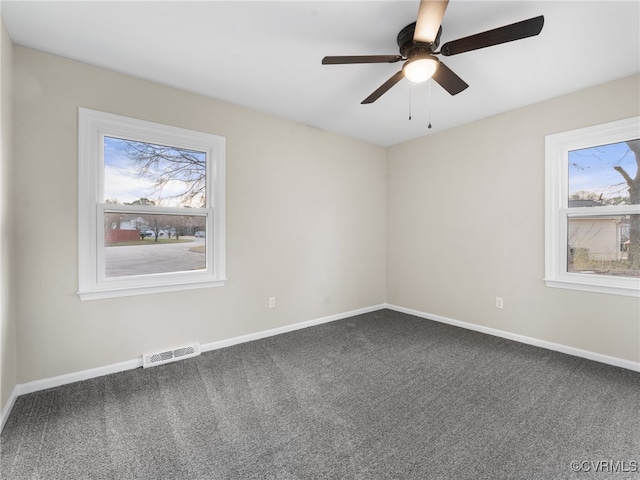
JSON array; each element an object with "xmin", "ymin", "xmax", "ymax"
[{"xmin": 1, "ymin": 309, "xmax": 639, "ymax": 479}]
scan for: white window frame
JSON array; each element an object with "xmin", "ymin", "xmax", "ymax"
[
  {"xmin": 544, "ymin": 116, "xmax": 640, "ymax": 297},
  {"xmin": 78, "ymin": 108, "xmax": 226, "ymax": 300}
]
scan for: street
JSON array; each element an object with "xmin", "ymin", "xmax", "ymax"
[{"xmin": 105, "ymin": 237, "xmax": 206, "ymax": 277}]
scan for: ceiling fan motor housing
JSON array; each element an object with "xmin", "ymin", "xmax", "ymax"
[{"xmin": 397, "ymin": 22, "xmax": 442, "ymax": 58}]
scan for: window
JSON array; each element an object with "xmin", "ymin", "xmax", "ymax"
[
  {"xmin": 78, "ymin": 108, "xmax": 225, "ymax": 300},
  {"xmin": 545, "ymin": 116, "xmax": 640, "ymax": 297}
]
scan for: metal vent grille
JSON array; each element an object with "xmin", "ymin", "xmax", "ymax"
[{"xmin": 143, "ymin": 343, "xmax": 201, "ymax": 368}]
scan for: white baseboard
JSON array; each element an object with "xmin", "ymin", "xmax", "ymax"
[
  {"xmin": 0, "ymin": 386, "xmax": 18, "ymax": 433},
  {"xmin": 199, "ymin": 304, "xmax": 386, "ymax": 354},
  {"xmin": 386, "ymin": 304, "xmax": 640, "ymax": 373},
  {"xmin": 0, "ymin": 304, "xmax": 386, "ymax": 433},
  {"xmin": 15, "ymin": 358, "xmax": 143, "ymax": 398}
]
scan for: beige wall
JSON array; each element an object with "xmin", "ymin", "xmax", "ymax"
[
  {"xmin": 0, "ymin": 17, "xmax": 16, "ymax": 415},
  {"xmin": 12, "ymin": 46, "xmax": 387, "ymax": 384},
  {"xmin": 387, "ymin": 74, "xmax": 640, "ymax": 363}
]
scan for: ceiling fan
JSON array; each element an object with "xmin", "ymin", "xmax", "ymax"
[{"xmin": 322, "ymin": 0, "xmax": 544, "ymax": 104}]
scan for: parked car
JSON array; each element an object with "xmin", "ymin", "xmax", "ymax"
[
  {"xmin": 144, "ymin": 230, "xmax": 155, "ymax": 238},
  {"xmin": 194, "ymin": 231, "xmax": 206, "ymax": 238}
]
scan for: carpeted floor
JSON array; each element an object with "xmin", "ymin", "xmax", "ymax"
[{"xmin": 1, "ymin": 309, "xmax": 639, "ymax": 479}]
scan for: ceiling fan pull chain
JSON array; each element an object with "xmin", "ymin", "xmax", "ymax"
[
  {"xmin": 427, "ymin": 79, "xmax": 432, "ymax": 129},
  {"xmin": 408, "ymin": 82, "xmax": 413, "ymax": 120}
]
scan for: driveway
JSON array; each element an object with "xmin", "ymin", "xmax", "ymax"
[{"xmin": 105, "ymin": 237, "xmax": 206, "ymax": 277}]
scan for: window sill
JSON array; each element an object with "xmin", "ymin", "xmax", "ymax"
[
  {"xmin": 544, "ymin": 278, "xmax": 640, "ymax": 298},
  {"xmin": 78, "ymin": 279, "xmax": 226, "ymax": 301}
]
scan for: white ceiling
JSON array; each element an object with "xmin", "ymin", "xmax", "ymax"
[{"xmin": 2, "ymin": 1, "xmax": 639, "ymax": 146}]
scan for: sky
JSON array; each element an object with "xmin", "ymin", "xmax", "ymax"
[
  {"xmin": 103, "ymin": 135, "xmax": 636, "ymax": 205},
  {"xmin": 568, "ymin": 140, "xmax": 638, "ymax": 202},
  {"xmin": 103, "ymin": 137, "xmax": 206, "ymax": 207}
]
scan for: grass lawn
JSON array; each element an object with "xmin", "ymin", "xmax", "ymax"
[{"xmin": 569, "ymin": 257, "xmax": 640, "ymax": 278}]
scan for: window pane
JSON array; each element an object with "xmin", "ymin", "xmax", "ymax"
[
  {"xmin": 567, "ymin": 214, "xmax": 639, "ymax": 278},
  {"xmin": 568, "ymin": 139, "xmax": 639, "ymax": 207},
  {"xmin": 104, "ymin": 213, "xmax": 206, "ymax": 278},
  {"xmin": 104, "ymin": 136, "xmax": 206, "ymax": 207}
]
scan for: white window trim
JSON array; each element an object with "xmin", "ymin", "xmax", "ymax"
[
  {"xmin": 544, "ymin": 116, "xmax": 640, "ymax": 297},
  {"xmin": 78, "ymin": 108, "xmax": 226, "ymax": 300}
]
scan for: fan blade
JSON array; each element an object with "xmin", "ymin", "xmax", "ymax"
[
  {"xmin": 414, "ymin": 0, "xmax": 449, "ymax": 44},
  {"xmin": 322, "ymin": 55, "xmax": 403, "ymax": 65},
  {"xmin": 432, "ymin": 61, "xmax": 468, "ymax": 95},
  {"xmin": 361, "ymin": 70, "xmax": 405, "ymax": 104},
  {"xmin": 440, "ymin": 15, "xmax": 544, "ymax": 56}
]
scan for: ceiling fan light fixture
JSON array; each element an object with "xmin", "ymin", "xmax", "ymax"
[{"xmin": 403, "ymin": 55, "xmax": 439, "ymax": 83}]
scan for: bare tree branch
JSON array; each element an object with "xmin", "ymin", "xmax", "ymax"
[
  {"xmin": 613, "ymin": 165, "xmax": 634, "ymax": 187},
  {"xmin": 122, "ymin": 140, "xmax": 206, "ymax": 207}
]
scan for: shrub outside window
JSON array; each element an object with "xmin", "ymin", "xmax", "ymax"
[{"xmin": 78, "ymin": 108, "xmax": 226, "ymax": 300}]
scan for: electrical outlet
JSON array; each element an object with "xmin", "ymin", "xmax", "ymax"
[
  {"xmin": 269, "ymin": 297, "xmax": 276, "ymax": 308},
  {"xmin": 495, "ymin": 297, "xmax": 504, "ymax": 309}
]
